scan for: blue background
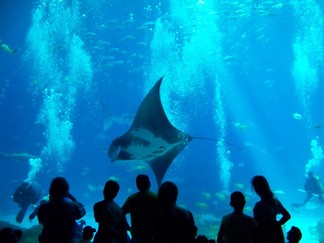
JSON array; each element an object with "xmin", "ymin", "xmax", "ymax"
[{"xmin": 1, "ymin": 0, "xmax": 324, "ymax": 241}]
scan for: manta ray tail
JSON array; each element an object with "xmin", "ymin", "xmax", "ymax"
[{"xmin": 191, "ymin": 136, "xmax": 242, "ymax": 150}]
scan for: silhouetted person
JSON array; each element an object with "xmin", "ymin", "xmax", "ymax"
[
  {"xmin": 37, "ymin": 177, "xmax": 86, "ymax": 243},
  {"xmin": 12, "ymin": 181, "xmax": 42, "ymax": 223},
  {"xmin": 0, "ymin": 227, "xmax": 23, "ymax": 243},
  {"xmin": 287, "ymin": 226, "xmax": 302, "ymax": 243},
  {"xmin": 251, "ymin": 175, "xmax": 291, "ymax": 243},
  {"xmin": 153, "ymin": 181, "xmax": 197, "ymax": 243},
  {"xmin": 93, "ymin": 180, "xmax": 128, "ymax": 243},
  {"xmin": 80, "ymin": 226, "xmax": 96, "ymax": 243},
  {"xmin": 217, "ymin": 191, "xmax": 257, "ymax": 243},
  {"xmin": 122, "ymin": 174, "xmax": 159, "ymax": 243}
]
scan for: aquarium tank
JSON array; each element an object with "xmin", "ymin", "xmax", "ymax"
[{"xmin": 0, "ymin": 0, "xmax": 324, "ymax": 242}]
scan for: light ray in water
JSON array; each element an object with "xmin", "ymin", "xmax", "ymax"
[
  {"xmin": 146, "ymin": 0, "xmax": 233, "ymax": 189},
  {"xmin": 291, "ymin": 0, "xmax": 323, "ymax": 125},
  {"xmin": 291, "ymin": 0, "xmax": 324, "ymax": 174}
]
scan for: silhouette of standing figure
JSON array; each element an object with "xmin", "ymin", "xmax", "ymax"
[
  {"xmin": 122, "ymin": 174, "xmax": 159, "ymax": 243},
  {"xmin": 152, "ymin": 181, "xmax": 197, "ymax": 243},
  {"xmin": 217, "ymin": 191, "xmax": 257, "ymax": 243},
  {"xmin": 251, "ymin": 175, "xmax": 291, "ymax": 243},
  {"xmin": 93, "ymin": 180, "xmax": 128, "ymax": 243},
  {"xmin": 37, "ymin": 177, "xmax": 86, "ymax": 243}
]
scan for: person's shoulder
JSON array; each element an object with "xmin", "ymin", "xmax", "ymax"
[
  {"xmin": 175, "ymin": 205, "xmax": 188, "ymax": 212},
  {"xmin": 273, "ymin": 197, "xmax": 282, "ymax": 206},
  {"xmin": 221, "ymin": 213, "xmax": 232, "ymax": 223},
  {"xmin": 94, "ymin": 200, "xmax": 105, "ymax": 208},
  {"xmin": 175, "ymin": 206, "xmax": 193, "ymax": 218},
  {"xmin": 242, "ymin": 214, "xmax": 257, "ymax": 227},
  {"xmin": 69, "ymin": 200, "xmax": 85, "ymax": 210},
  {"xmin": 241, "ymin": 213, "xmax": 256, "ymax": 221},
  {"xmin": 242, "ymin": 212, "xmax": 253, "ymax": 218},
  {"xmin": 37, "ymin": 200, "xmax": 56, "ymax": 218},
  {"xmin": 139, "ymin": 191, "xmax": 157, "ymax": 203},
  {"xmin": 126, "ymin": 191, "xmax": 156, "ymax": 203},
  {"xmin": 123, "ymin": 191, "xmax": 141, "ymax": 205},
  {"xmin": 37, "ymin": 202, "xmax": 46, "ymax": 215},
  {"xmin": 105, "ymin": 199, "xmax": 122, "ymax": 211},
  {"xmin": 38, "ymin": 200, "xmax": 51, "ymax": 210},
  {"xmin": 221, "ymin": 211, "xmax": 232, "ymax": 217},
  {"xmin": 273, "ymin": 198, "xmax": 286, "ymax": 209},
  {"xmin": 146, "ymin": 190, "xmax": 158, "ymax": 198},
  {"xmin": 253, "ymin": 200, "xmax": 262, "ymax": 208},
  {"xmin": 223, "ymin": 212, "xmax": 250, "ymax": 222},
  {"xmin": 128, "ymin": 191, "xmax": 141, "ymax": 200},
  {"xmin": 109, "ymin": 201, "xmax": 123, "ymax": 214}
]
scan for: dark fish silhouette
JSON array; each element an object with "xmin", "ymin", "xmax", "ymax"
[{"xmin": 108, "ymin": 77, "xmax": 192, "ymax": 186}]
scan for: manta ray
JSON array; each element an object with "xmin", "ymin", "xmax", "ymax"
[{"xmin": 108, "ymin": 77, "xmax": 193, "ymax": 186}]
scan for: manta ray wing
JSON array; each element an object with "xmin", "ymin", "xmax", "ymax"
[{"xmin": 108, "ymin": 77, "xmax": 192, "ymax": 186}]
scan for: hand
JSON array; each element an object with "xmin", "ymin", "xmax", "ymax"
[{"xmin": 66, "ymin": 193, "xmax": 77, "ymax": 202}]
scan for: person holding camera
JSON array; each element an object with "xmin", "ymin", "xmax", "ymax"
[{"xmin": 37, "ymin": 176, "xmax": 86, "ymax": 243}]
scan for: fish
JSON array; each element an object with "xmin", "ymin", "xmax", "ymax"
[
  {"xmin": 292, "ymin": 112, "xmax": 303, "ymax": 120},
  {"xmin": 0, "ymin": 152, "xmax": 39, "ymax": 162},
  {"xmin": 195, "ymin": 202, "xmax": 209, "ymax": 210},
  {"xmin": 201, "ymin": 192, "xmax": 212, "ymax": 199},
  {"xmin": 1, "ymin": 43, "xmax": 17, "ymax": 54},
  {"xmin": 233, "ymin": 122, "xmax": 248, "ymax": 131},
  {"xmin": 108, "ymin": 77, "xmax": 192, "ymax": 186},
  {"xmin": 311, "ymin": 124, "xmax": 324, "ymax": 129},
  {"xmin": 119, "ymin": 35, "xmax": 135, "ymax": 42}
]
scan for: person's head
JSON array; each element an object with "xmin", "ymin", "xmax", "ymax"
[
  {"xmin": 49, "ymin": 177, "xmax": 69, "ymax": 199},
  {"xmin": 307, "ymin": 171, "xmax": 314, "ymax": 178},
  {"xmin": 287, "ymin": 226, "xmax": 302, "ymax": 242},
  {"xmin": 136, "ymin": 174, "xmax": 151, "ymax": 192},
  {"xmin": 230, "ymin": 191, "xmax": 246, "ymax": 211},
  {"xmin": 103, "ymin": 180, "xmax": 120, "ymax": 201},
  {"xmin": 82, "ymin": 226, "xmax": 96, "ymax": 241},
  {"xmin": 0, "ymin": 227, "xmax": 23, "ymax": 243},
  {"xmin": 158, "ymin": 181, "xmax": 178, "ymax": 209},
  {"xmin": 251, "ymin": 175, "xmax": 274, "ymax": 200},
  {"xmin": 195, "ymin": 235, "xmax": 209, "ymax": 243}
]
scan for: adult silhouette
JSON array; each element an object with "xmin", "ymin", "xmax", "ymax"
[
  {"xmin": 251, "ymin": 175, "xmax": 290, "ymax": 243},
  {"xmin": 152, "ymin": 181, "xmax": 197, "ymax": 243},
  {"xmin": 122, "ymin": 174, "xmax": 159, "ymax": 243},
  {"xmin": 37, "ymin": 177, "xmax": 86, "ymax": 243}
]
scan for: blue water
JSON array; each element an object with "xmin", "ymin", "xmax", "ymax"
[{"xmin": 1, "ymin": 0, "xmax": 324, "ymax": 241}]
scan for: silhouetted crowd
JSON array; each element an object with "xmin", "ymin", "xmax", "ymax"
[{"xmin": 1, "ymin": 174, "xmax": 304, "ymax": 243}]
